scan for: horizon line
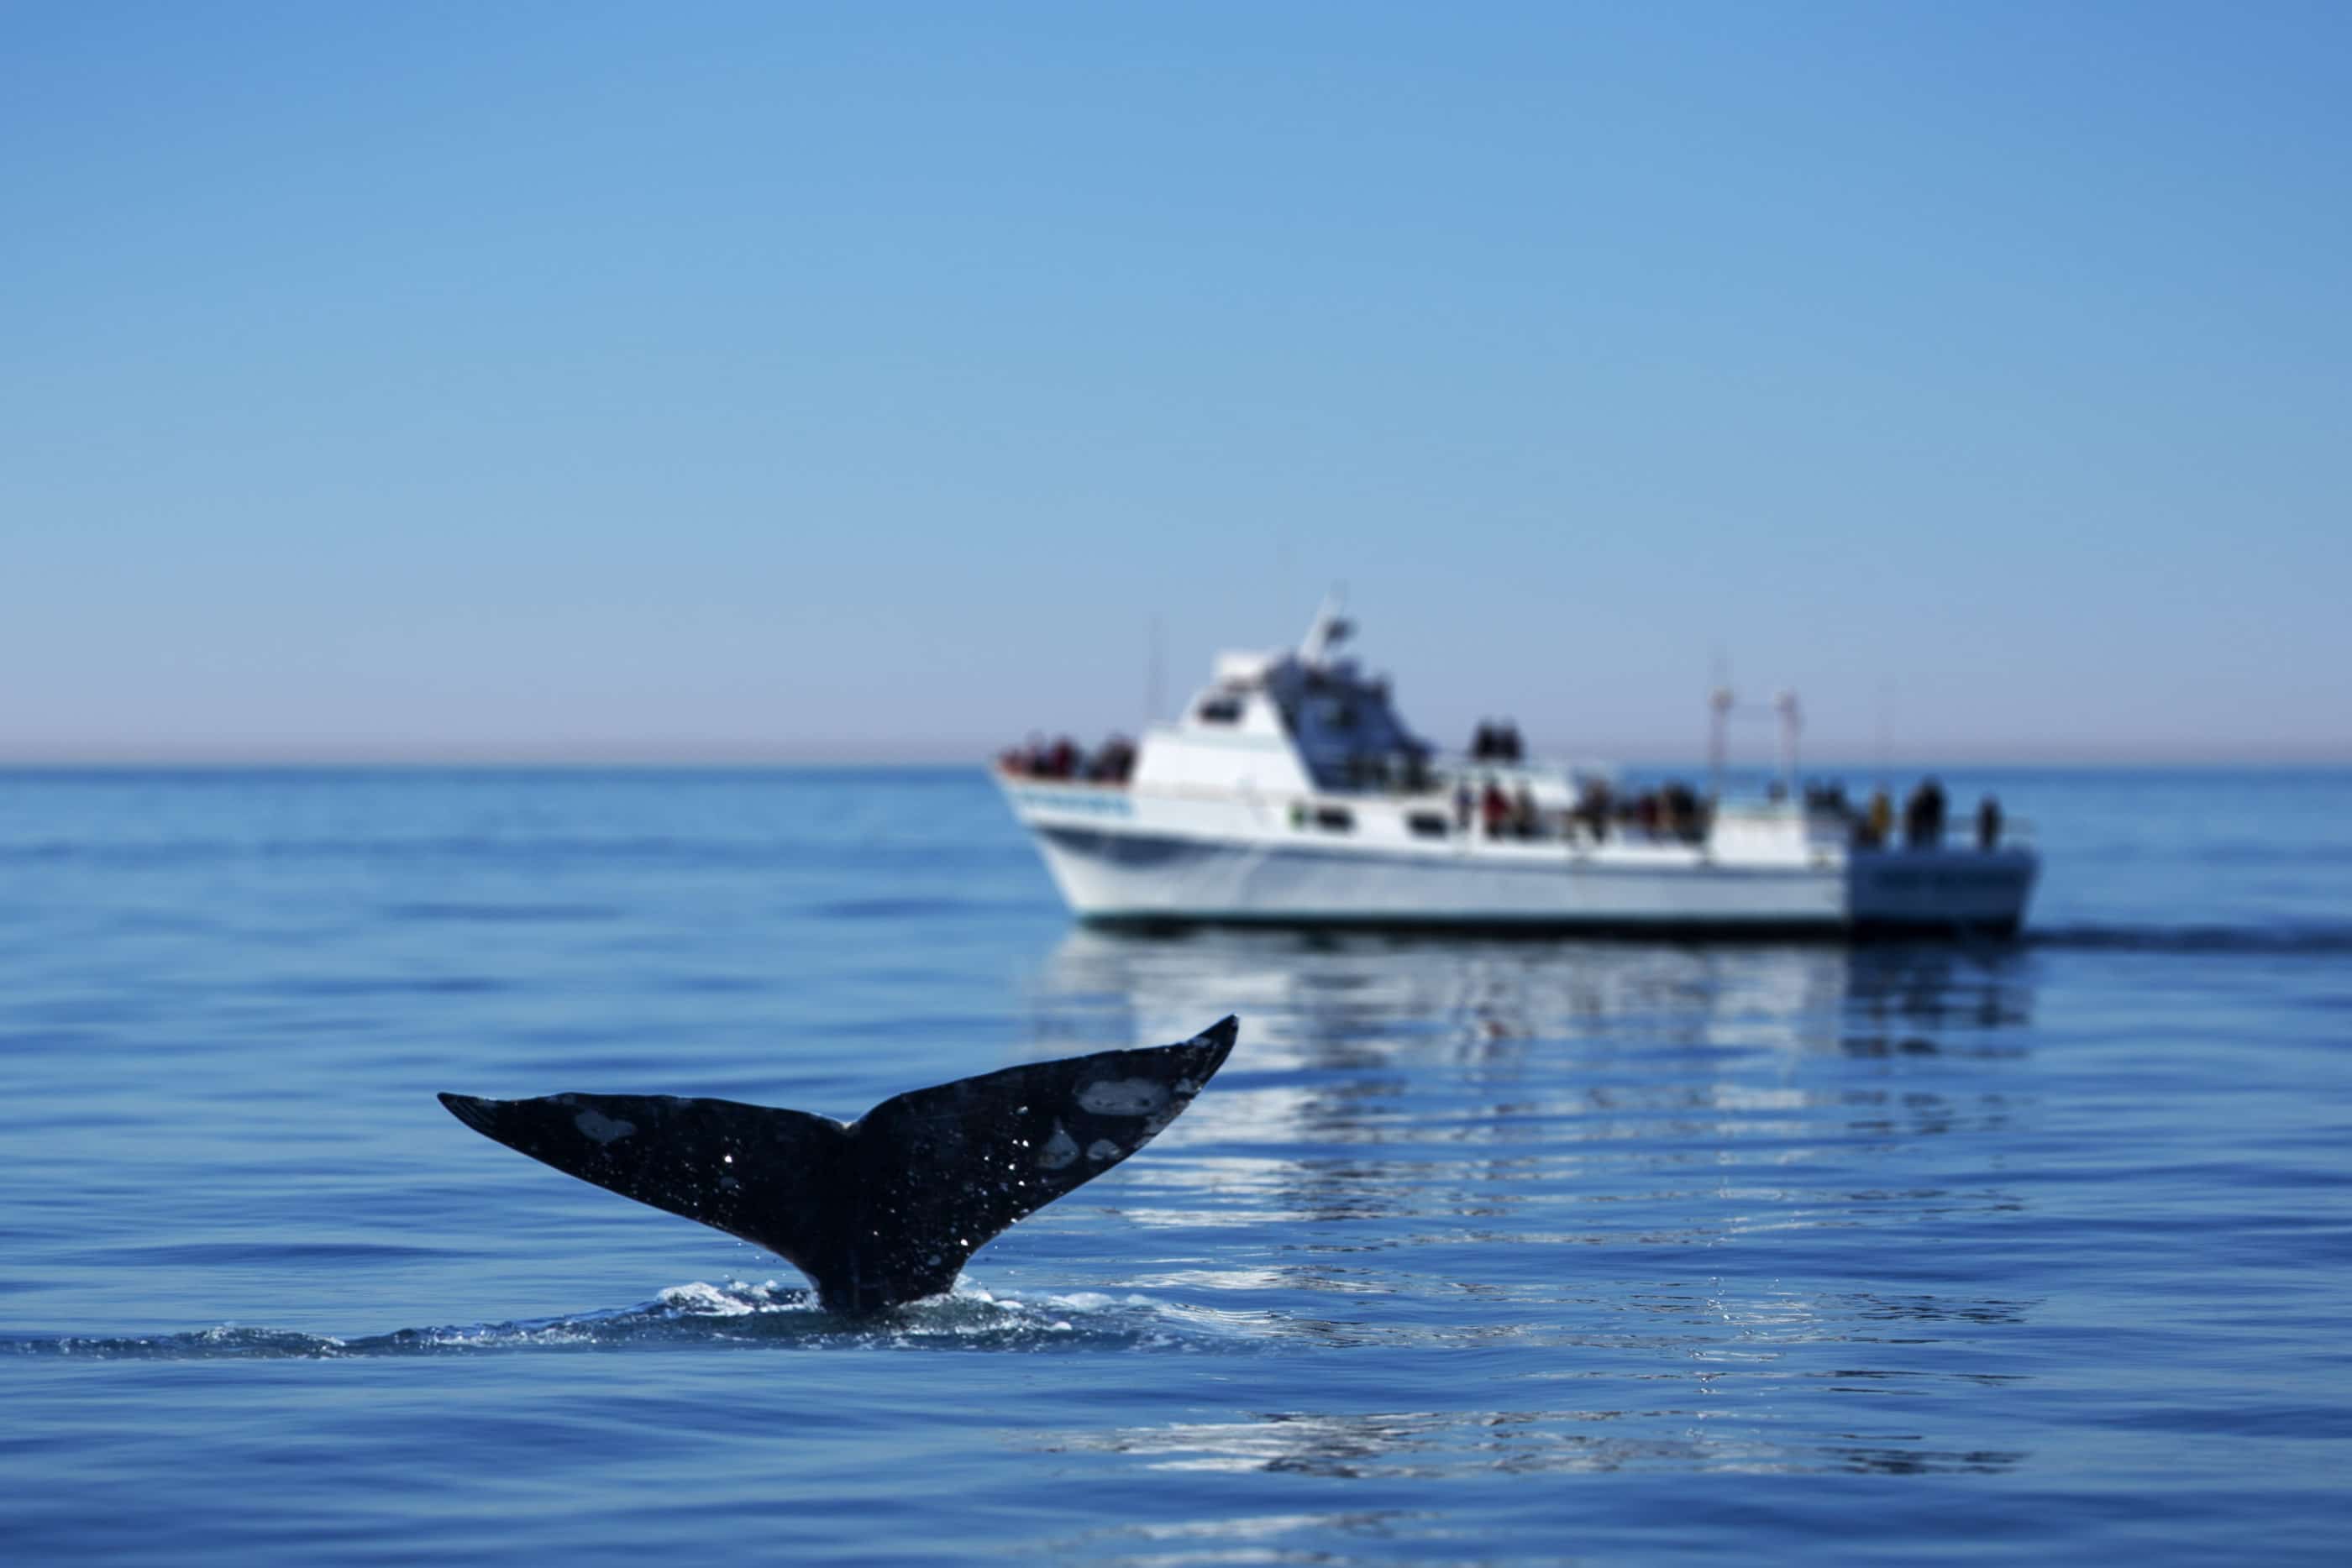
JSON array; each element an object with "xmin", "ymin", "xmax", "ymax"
[{"xmin": 0, "ymin": 738, "xmax": 2346, "ymax": 769}]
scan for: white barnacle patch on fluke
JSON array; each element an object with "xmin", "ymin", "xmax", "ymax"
[
  {"xmin": 1084, "ymin": 1138, "xmax": 1121, "ymax": 1162},
  {"xmin": 575, "ymin": 1109, "xmax": 638, "ymax": 1145},
  {"xmin": 1076, "ymin": 1078, "xmax": 1168, "ymax": 1117},
  {"xmin": 1037, "ymin": 1122, "xmax": 1079, "ymax": 1171}
]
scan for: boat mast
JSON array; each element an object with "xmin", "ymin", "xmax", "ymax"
[
  {"xmin": 1774, "ymin": 690, "xmax": 1802, "ymax": 797},
  {"xmin": 1708, "ymin": 684, "xmax": 1733, "ymax": 802}
]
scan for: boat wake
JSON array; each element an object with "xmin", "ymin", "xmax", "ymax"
[
  {"xmin": 2026, "ymin": 920, "xmax": 2352, "ymax": 957},
  {"xmin": 0, "ymin": 1280, "xmax": 1253, "ymax": 1360}
]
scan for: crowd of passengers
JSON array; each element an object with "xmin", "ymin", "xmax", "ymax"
[
  {"xmin": 1000, "ymin": 726, "xmax": 2004, "ymax": 852},
  {"xmin": 1451, "ymin": 776, "xmax": 1709, "ymax": 844},
  {"xmin": 1840, "ymin": 776, "xmax": 2004, "ymax": 850},
  {"xmin": 998, "ymin": 733, "xmax": 1137, "ymax": 784},
  {"xmin": 1459, "ymin": 775, "xmax": 2002, "ymax": 849}
]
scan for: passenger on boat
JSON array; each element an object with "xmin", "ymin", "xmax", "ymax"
[
  {"xmin": 1904, "ymin": 778, "xmax": 1947, "ymax": 847},
  {"xmin": 1469, "ymin": 722, "xmax": 1524, "ymax": 763},
  {"xmin": 1513, "ymin": 784, "xmax": 1537, "ymax": 840},
  {"xmin": 1481, "ymin": 779, "xmax": 1510, "ymax": 839},
  {"xmin": 1865, "ymin": 789, "xmax": 1893, "ymax": 847},
  {"xmin": 1453, "ymin": 779, "xmax": 1473, "ymax": 832},
  {"xmin": 1660, "ymin": 781, "xmax": 1703, "ymax": 843},
  {"xmin": 1087, "ymin": 735, "xmax": 1137, "ymax": 784},
  {"xmin": 1631, "ymin": 792, "xmax": 1661, "ymax": 836},
  {"xmin": 1573, "ymin": 779, "xmax": 1612, "ymax": 842},
  {"xmin": 1977, "ymin": 794, "xmax": 2003, "ymax": 851},
  {"xmin": 998, "ymin": 732, "xmax": 1049, "ymax": 778}
]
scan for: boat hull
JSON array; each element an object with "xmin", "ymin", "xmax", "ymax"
[{"xmin": 1023, "ymin": 817, "xmax": 2035, "ymax": 939}]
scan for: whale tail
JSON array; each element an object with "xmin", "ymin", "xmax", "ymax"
[{"xmin": 438, "ymin": 1015, "xmax": 1238, "ymax": 1314}]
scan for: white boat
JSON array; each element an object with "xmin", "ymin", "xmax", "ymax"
[{"xmin": 996, "ymin": 606, "xmax": 2037, "ymax": 937}]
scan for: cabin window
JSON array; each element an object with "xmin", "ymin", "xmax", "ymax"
[
  {"xmin": 1196, "ymin": 697, "xmax": 1243, "ymax": 725},
  {"xmin": 1407, "ymin": 810, "xmax": 1448, "ymax": 839},
  {"xmin": 1314, "ymin": 806, "xmax": 1354, "ymax": 832}
]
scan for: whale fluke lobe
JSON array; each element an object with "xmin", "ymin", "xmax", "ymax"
[{"xmin": 438, "ymin": 1015, "xmax": 1238, "ymax": 1314}]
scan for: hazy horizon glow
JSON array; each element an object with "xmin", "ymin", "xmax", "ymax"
[{"xmin": 5, "ymin": 3, "xmax": 2347, "ymax": 764}]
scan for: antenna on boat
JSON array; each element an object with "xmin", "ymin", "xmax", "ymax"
[
  {"xmin": 1299, "ymin": 588, "xmax": 1352, "ymax": 665},
  {"xmin": 1875, "ymin": 679, "xmax": 1893, "ymax": 788},
  {"xmin": 1708, "ymin": 649, "xmax": 1733, "ymax": 801},
  {"xmin": 1147, "ymin": 614, "xmax": 1165, "ymax": 726}
]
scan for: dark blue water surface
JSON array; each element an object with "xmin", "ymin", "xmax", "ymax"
[{"xmin": 3, "ymin": 768, "xmax": 2348, "ymax": 1563}]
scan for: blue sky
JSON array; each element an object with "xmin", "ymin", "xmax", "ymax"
[{"xmin": 4, "ymin": 2, "xmax": 2346, "ymax": 762}]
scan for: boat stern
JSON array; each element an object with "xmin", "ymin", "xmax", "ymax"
[{"xmin": 1846, "ymin": 847, "xmax": 2039, "ymax": 938}]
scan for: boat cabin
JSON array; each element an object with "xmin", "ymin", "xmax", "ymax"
[{"xmin": 1139, "ymin": 607, "xmax": 1434, "ymax": 796}]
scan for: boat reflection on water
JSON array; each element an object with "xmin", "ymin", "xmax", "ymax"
[
  {"xmin": 1029, "ymin": 925, "xmax": 2035, "ymax": 1072},
  {"xmin": 1041, "ymin": 1403, "xmax": 2027, "ymax": 1481},
  {"xmin": 1021, "ymin": 922, "xmax": 2040, "ymax": 1269},
  {"xmin": 1014, "ymin": 928, "xmax": 2041, "ymax": 1484}
]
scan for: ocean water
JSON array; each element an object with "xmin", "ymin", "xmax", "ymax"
[{"xmin": 2, "ymin": 766, "xmax": 2347, "ymax": 1564}]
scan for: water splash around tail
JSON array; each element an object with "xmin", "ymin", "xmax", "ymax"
[{"xmin": 0, "ymin": 1279, "xmax": 1242, "ymax": 1361}]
